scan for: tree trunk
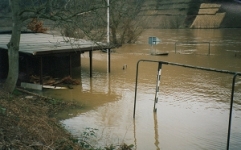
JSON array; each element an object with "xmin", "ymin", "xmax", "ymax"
[{"xmin": 3, "ymin": 0, "xmax": 22, "ymax": 93}]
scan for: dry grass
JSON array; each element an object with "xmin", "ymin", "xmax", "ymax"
[
  {"xmin": 198, "ymin": 8, "xmax": 219, "ymax": 15},
  {"xmin": 27, "ymin": 18, "xmax": 48, "ymax": 33},
  {"xmin": 200, "ymin": 3, "xmax": 221, "ymax": 9},
  {"xmin": 0, "ymin": 87, "xmax": 83, "ymax": 150},
  {"xmin": 190, "ymin": 3, "xmax": 226, "ymax": 29},
  {"xmin": 190, "ymin": 12, "xmax": 225, "ymax": 28}
]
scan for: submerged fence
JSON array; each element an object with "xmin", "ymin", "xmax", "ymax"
[
  {"xmin": 133, "ymin": 59, "xmax": 241, "ymax": 150},
  {"xmin": 175, "ymin": 41, "xmax": 211, "ymax": 55}
]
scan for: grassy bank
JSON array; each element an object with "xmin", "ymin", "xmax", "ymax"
[
  {"xmin": 0, "ymin": 87, "xmax": 83, "ymax": 149},
  {"xmin": 0, "ymin": 87, "xmax": 134, "ymax": 150}
]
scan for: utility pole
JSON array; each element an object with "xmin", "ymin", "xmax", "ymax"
[
  {"xmin": 107, "ymin": 0, "xmax": 110, "ymax": 45},
  {"xmin": 107, "ymin": 0, "xmax": 110, "ymax": 73}
]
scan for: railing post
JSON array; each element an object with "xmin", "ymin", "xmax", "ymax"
[
  {"xmin": 226, "ymin": 73, "xmax": 238, "ymax": 150},
  {"xmin": 153, "ymin": 62, "xmax": 162, "ymax": 112},
  {"xmin": 133, "ymin": 59, "xmax": 241, "ymax": 149},
  {"xmin": 133, "ymin": 60, "xmax": 141, "ymax": 118}
]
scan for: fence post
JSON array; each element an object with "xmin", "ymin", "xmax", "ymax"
[
  {"xmin": 154, "ymin": 62, "xmax": 162, "ymax": 112},
  {"xmin": 226, "ymin": 73, "xmax": 239, "ymax": 150}
]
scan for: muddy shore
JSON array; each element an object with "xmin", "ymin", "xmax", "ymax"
[{"xmin": 0, "ymin": 86, "xmax": 83, "ymax": 149}]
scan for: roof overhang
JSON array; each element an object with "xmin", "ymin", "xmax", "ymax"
[{"xmin": 0, "ymin": 33, "xmax": 110, "ymax": 55}]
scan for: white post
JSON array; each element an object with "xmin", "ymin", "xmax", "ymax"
[
  {"xmin": 107, "ymin": 0, "xmax": 110, "ymax": 73},
  {"xmin": 107, "ymin": 0, "xmax": 110, "ymax": 44}
]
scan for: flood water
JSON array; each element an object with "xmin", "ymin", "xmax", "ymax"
[{"xmin": 42, "ymin": 29, "xmax": 241, "ymax": 150}]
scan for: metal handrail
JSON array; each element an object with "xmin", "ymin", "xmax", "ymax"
[
  {"xmin": 133, "ymin": 59, "xmax": 241, "ymax": 150},
  {"xmin": 175, "ymin": 41, "xmax": 211, "ymax": 55}
]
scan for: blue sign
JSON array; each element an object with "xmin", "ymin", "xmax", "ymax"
[{"xmin": 148, "ymin": 37, "xmax": 161, "ymax": 45}]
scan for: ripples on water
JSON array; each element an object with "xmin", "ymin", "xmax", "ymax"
[{"xmin": 43, "ymin": 29, "xmax": 241, "ymax": 149}]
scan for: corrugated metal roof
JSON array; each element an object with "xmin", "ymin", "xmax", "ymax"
[{"xmin": 0, "ymin": 33, "xmax": 108, "ymax": 55}]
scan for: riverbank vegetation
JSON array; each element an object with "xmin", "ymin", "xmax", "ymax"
[
  {"xmin": 0, "ymin": 0, "xmax": 148, "ymax": 93},
  {"xmin": 0, "ymin": 87, "xmax": 83, "ymax": 149},
  {"xmin": 0, "ymin": 87, "xmax": 135, "ymax": 149}
]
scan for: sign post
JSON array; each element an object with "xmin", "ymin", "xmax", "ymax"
[{"xmin": 148, "ymin": 37, "xmax": 161, "ymax": 55}]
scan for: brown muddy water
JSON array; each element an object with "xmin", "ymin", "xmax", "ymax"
[{"xmin": 42, "ymin": 29, "xmax": 241, "ymax": 150}]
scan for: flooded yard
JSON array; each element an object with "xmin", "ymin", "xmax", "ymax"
[{"xmin": 42, "ymin": 29, "xmax": 241, "ymax": 149}]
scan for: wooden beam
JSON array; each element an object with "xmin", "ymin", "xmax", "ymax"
[
  {"xmin": 108, "ymin": 48, "xmax": 111, "ymax": 73},
  {"xmin": 80, "ymin": 52, "xmax": 82, "ymax": 67},
  {"xmin": 89, "ymin": 51, "xmax": 92, "ymax": 77},
  {"xmin": 21, "ymin": 82, "xmax": 42, "ymax": 90},
  {"xmin": 39, "ymin": 57, "xmax": 43, "ymax": 84},
  {"xmin": 69, "ymin": 54, "xmax": 72, "ymax": 77}
]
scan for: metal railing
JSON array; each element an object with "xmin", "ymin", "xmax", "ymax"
[
  {"xmin": 175, "ymin": 42, "xmax": 211, "ymax": 55},
  {"xmin": 133, "ymin": 59, "xmax": 241, "ymax": 150}
]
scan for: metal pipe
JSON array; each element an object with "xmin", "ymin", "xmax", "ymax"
[
  {"xmin": 133, "ymin": 59, "xmax": 241, "ymax": 149},
  {"xmin": 107, "ymin": 0, "xmax": 110, "ymax": 73},
  {"xmin": 107, "ymin": 0, "xmax": 109, "ymax": 44},
  {"xmin": 133, "ymin": 60, "xmax": 141, "ymax": 118},
  {"xmin": 226, "ymin": 73, "xmax": 239, "ymax": 150},
  {"xmin": 133, "ymin": 60, "xmax": 168, "ymax": 118},
  {"xmin": 133, "ymin": 59, "xmax": 240, "ymax": 117}
]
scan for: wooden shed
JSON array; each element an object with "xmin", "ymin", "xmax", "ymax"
[{"xmin": 0, "ymin": 33, "xmax": 111, "ymax": 84}]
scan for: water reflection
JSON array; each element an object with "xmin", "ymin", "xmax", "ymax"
[
  {"xmin": 42, "ymin": 29, "xmax": 241, "ymax": 149},
  {"xmin": 153, "ymin": 113, "xmax": 160, "ymax": 150}
]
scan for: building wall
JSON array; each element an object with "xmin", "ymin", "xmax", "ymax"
[
  {"xmin": 0, "ymin": 49, "xmax": 8, "ymax": 79},
  {"xmin": 1, "ymin": 51, "xmax": 81, "ymax": 80}
]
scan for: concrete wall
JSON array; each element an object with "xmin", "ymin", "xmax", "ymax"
[{"xmin": 190, "ymin": 3, "xmax": 225, "ymax": 28}]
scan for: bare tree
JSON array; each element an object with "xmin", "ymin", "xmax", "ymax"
[
  {"xmin": 108, "ymin": 0, "xmax": 146, "ymax": 46},
  {"xmin": 4, "ymin": 0, "xmax": 22, "ymax": 93},
  {"xmin": 61, "ymin": 0, "xmax": 147, "ymax": 46},
  {"xmin": 2, "ymin": 0, "xmax": 146, "ymax": 93},
  {"xmin": 3, "ymin": 0, "xmax": 105, "ymax": 93}
]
